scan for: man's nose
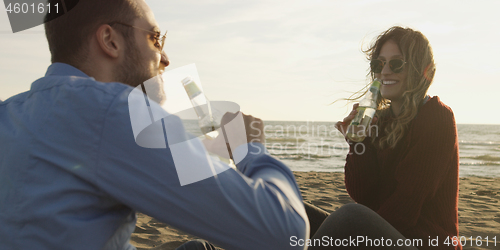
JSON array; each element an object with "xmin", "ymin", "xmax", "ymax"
[{"xmin": 160, "ymin": 50, "xmax": 169, "ymax": 69}]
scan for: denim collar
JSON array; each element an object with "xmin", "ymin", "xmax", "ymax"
[{"xmin": 30, "ymin": 63, "xmax": 93, "ymax": 93}]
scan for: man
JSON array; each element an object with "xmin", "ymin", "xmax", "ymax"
[{"xmin": 0, "ymin": 0, "xmax": 308, "ymax": 249}]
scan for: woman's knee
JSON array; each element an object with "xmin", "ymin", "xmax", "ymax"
[
  {"xmin": 175, "ymin": 239, "xmax": 217, "ymax": 250},
  {"xmin": 333, "ymin": 203, "xmax": 375, "ymax": 218}
]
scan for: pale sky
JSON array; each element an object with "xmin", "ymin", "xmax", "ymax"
[{"xmin": 1, "ymin": 0, "xmax": 499, "ymax": 124}]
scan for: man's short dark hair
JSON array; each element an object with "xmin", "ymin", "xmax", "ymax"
[{"xmin": 44, "ymin": 0, "xmax": 142, "ymax": 67}]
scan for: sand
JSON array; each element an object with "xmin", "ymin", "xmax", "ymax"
[{"xmin": 131, "ymin": 172, "xmax": 500, "ymax": 250}]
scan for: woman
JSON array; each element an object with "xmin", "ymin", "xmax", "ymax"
[{"xmin": 306, "ymin": 26, "xmax": 461, "ymax": 250}]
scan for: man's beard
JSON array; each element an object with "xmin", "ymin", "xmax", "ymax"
[{"xmin": 115, "ymin": 41, "xmax": 166, "ymax": 105}]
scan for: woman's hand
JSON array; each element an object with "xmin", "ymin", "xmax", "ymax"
[
  {"xmin": 335, "ymin": 103, "xmax": 378, "ymax": 138},
  {"xmin": 335, "ymin": 103, "xmax": 359, "ymax": 137}
]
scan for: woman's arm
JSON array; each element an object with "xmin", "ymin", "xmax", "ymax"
[
  {"xmin": 338, "ymin": 103, "xmax": 382, "ymax": 207},
  {"xmin": 344, "ymin": 138, "xmax": 381, "ymax": 207}
]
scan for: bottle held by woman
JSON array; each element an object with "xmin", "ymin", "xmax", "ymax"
[{"xmin": 346, "ymin": 78, "xmax": 381, "ymax": 142}]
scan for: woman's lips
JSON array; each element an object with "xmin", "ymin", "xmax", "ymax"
[{"xmin": 382, "ymin": 80, "xmax": 397, "ymax": 85}]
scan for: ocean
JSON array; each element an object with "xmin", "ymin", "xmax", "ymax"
[{"xmin": 183, "ymin": 120, "xmax": 500, "ymax": 178}]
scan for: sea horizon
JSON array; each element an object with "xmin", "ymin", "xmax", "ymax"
[{"xmin": 182, "ymin": 120, "xmax": 500, "ymax": 178}]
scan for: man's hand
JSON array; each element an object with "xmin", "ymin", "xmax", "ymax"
[
  {"xmin": 203, "ymin": 112, "xmax": 265, "ymax": 159},
  {"xmin": 220, "ymin": 112, "xmax": 265, "ymax": 145}
]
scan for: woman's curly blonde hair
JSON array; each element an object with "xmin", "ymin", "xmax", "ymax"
[{"xmin": 366, "ymin": 26, "xmax": 436, "ymax": 149}]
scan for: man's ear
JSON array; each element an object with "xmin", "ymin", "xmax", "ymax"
[{"xmin": 95, "ymin": 24, "xmax": 123, "ymax": 59}]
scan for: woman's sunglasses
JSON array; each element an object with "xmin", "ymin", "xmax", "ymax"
[{"xmin": 370, "ymin": 59, "xmax": 406, "ymax": 73}]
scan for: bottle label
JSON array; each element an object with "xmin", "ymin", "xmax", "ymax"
[
  {"xmin": 350, "ymin": 107, "xmax": 366, "ymax": 125},
  {"xmin": 370, "ymin": 79, "xmax": 381, "ymax": 93},
  {"xmin": 184, "ymin": 81, "xmax": 202, "ymax": 99}
]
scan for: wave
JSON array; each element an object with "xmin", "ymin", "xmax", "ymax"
[
  {"xmin": 270, "ymin": 152, "xmax": 340, "ymax": 160},
  {"xmin": 462, "ymin": 154, "xmax": 500, "ymax": 162},
  {"xmin": 264, "ymin": 124, "xmax": 341, "ymax": 137},
  {"xmin": 266, "ymin": 137, "xmax": 307, "ymax": 143},
  {"xmin": 266, "ymin": 143, "xmax": 349, "ymax": 153},
  {"xmin": 460, "ymin": 161, "xmax": 500, "ymax": 166},
  {"xmin": 459, "ymin": 140, "xmax": 500, "ymax": 146}
]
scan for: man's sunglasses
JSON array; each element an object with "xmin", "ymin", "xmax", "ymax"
[
  {"xmin": 109, "ymin": 22, "xmax": 167, "ymax": 51},
  {"xmin": 370, "ymin": 59, "xmax": 406, "ymax": 74}
]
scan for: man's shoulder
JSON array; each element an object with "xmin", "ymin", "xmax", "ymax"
[
  {"xmin": 32, "ymin": 63, "xmax": 134, "ymax": 107},
  {"xmin": 35, "ymin": 73, "xmax": 133, "ymax": 110},
  {"xmin": 46, "ymin": 74, "xmax": 131, "ymax": 98},
  {"xmin": 19, "ymin": 70, "xmax": 138, "ymax": 134}
]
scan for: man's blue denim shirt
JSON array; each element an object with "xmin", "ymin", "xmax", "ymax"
[{"xmin": 0, "ymin": 63, "xmax": 308, "ymax": 250}]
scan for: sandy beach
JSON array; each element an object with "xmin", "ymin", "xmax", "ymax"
[{"xmin": 131, "ymin": 172, "xmax": 500, "ymax": 250}]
